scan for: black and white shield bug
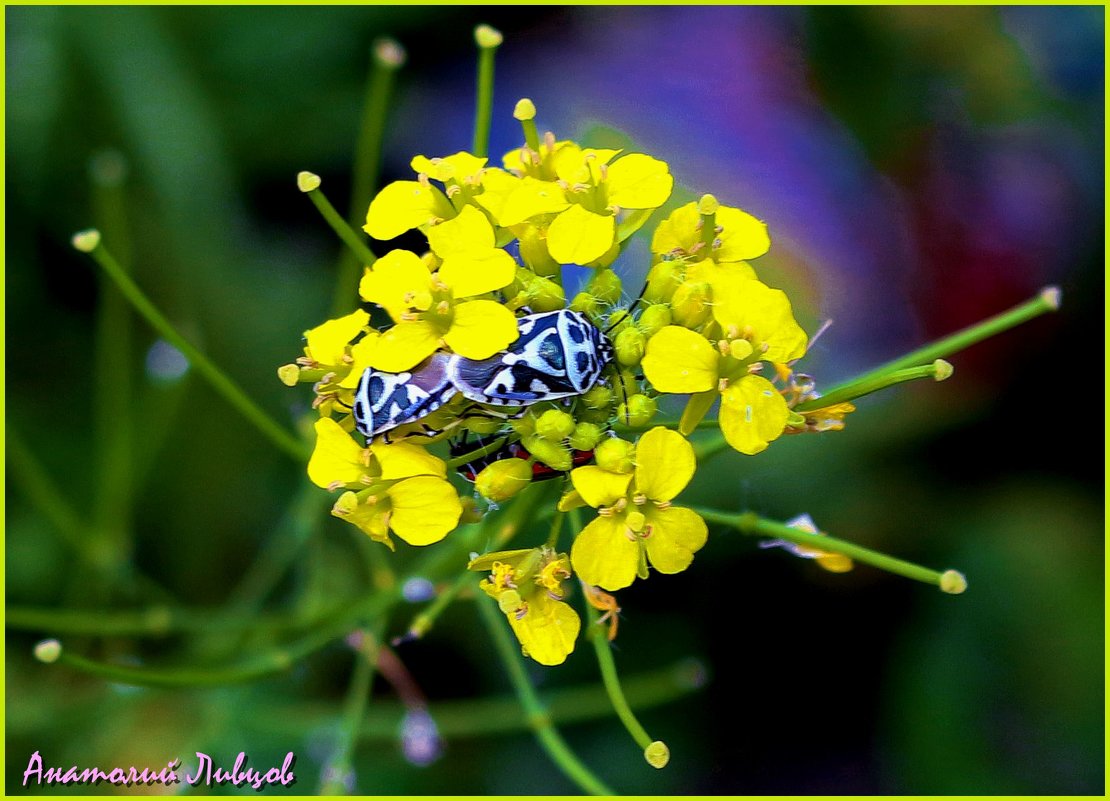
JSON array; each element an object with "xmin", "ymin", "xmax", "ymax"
[
  {"xmin": 352, "ymin": 353, "xmax": 457, "ymax": 440},
  {"xmin": 447, "ymin": 310, "xmax": 613, "ymax": 406}
]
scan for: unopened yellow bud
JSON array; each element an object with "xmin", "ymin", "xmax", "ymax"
[
  {"xmin": 697, "ymin": 194, "xmax": 719, "ymax": 216},
  {"xmin": 644, "ymin": 741, "xmax": 670, "ymax": 769},
  {"xmin": 605, "ymin": 308, "xmax": 632, "ymax": 334},
  {"xmin": 614, "ymin": 328, "xmax": 646, "ymax": 367},
  {"xmin": 940, "ymin": 569, "xmax": 968, "ymax": 595},
  {"xmin": 618, "ymin": 394, "xmax": 657, "ymax": 428},
  {"xmin": 932, "ymin": 359, "xmax": 954, "ymax": 381},
  {"xmin": 522, "ymin": 434, "xmax": 572, "ymax": 472},
  {"xmin": 637, "ymin": 304, "xmax": 672, "ymax": 337},
  {"xmin": 475, "ymin": 458, "xmax": 533, "ymax": 503},
  {"xmin": 595, "ymin": 437, "xmax": 635, "ymax": 473},
  {"xmin": 297, "ymin": 171, "xmax": 322, "ymax": 193},
  {"xmin": 570, "ymin": 291, "xmax": 601, "ymax": 317},
  {"xmin": 277, "ymin": 364, "xmax": 301, "ymax": 387},
  {"xmin": 582, "ymin": 384, "xmax": 614, "ymax": 411},
  {"xmin": 497, "ymin": 589, "xmax": 523, "ymax": 615},
  {"xmin": 569, "ymin": 422, "xmax": 604, "ymax": 452},
  {"xmin": 525, "ymin": 274, "xmax": 566, "ymax": 312},
  {"xmin": 519, "ymin": 227, "xmax": 561, "ymax": 278},
  {"xmin": 466, "ymin": 416, "xmax": 504, "ymax": 435},
  {"xmin": 536, "ymin": 409, "xmax": 576, "ymax": 440},
  {"xmin": 510, "ymin": 414, "xmax": 536, "ymax": 438},
  {"xmin": 34, "ymin": 639, "xmax": 62, "ymax": 664},
  {"xmin": 474, "ymin": 24, "xmax": 503, "ymax": 49},
  {"xmin": 588, "ymin": 268, "xmax": 623, "ymax": 304},
  {"xmin": 643, "ymin": 260, "xmax": 683, "ymax": 304},
  {"xmin": 71, "ymin": 229, "xmax": 101, "ymax": 253},
  {"xmin": 513, "ymin": 98, "xmax": 537, "ymax": 121},
  {"xmin": 671, "ymin": 281, "xmax": 712, "ymax": 328}
]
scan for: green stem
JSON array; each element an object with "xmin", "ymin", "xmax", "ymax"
[
  {"xmin": 445, "ymin": 434, "xmax": 512, "ymax": 469},
  {"xmin": 76, "ymin": 236, "xmax": 308, "ymax": 461},
  {"xmin": 583, "ymin": 591, "xmax": 655, "ymax": 753},
  {"xmin": 471, "ymin": 26, "xmax": 501, "ymax": 158},
  {"xmin": 546, "ymin": 510, "xmax": 565, "ymax": 549},
  {"xmin": 476, "ymin": 594, "xmax": 616, "ymax": 795},
  {"xmin": 246, "ymin": 659, "xmax": 705, "ymax": 740},
  {"xmin": 304, "ymin": 183, "xmax": 379, "ymax": 270},
  {"xmin": 820, "ymin": 287, "xmax": 1060, "ymax": 399},
  {"xmin": 319, "ymin": 625, "xmax": 385, "ymax": 794},
  {"xmin": 399, "ymin": 571, "xmax": 476, "ymax": 643},
  {"xmin": 332, "ymin": 39, "xmax": 403, "ymax": 317},
  {"xmin": 695, "ymin": 509, "xmax": 965, "ymax": 592},
  {"xmin": 692, "ymin": 432, "xmax": 730, "ymax": 463},
  {"xmin": 794, "ymin": 360, "xmax": 950, "ymax": 413}
]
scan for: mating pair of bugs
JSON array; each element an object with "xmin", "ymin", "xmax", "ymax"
[{"xmin": 352, "ymin": 309, "xmax": 616, "ymax": 443}]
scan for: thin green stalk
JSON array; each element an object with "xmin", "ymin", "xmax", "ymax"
[
  {"xmin": 794, "ymin": 360, "xmax": 951, "ymax": 413},
  {"xmin": 546, "ymin": 510, "xmax": 565, "ymax": 549},
  {"xmin": 398, "ymin": 570, "xmax": 476, "ymax": 643},
  {"xmin": 696, "ymin": 509, "xmax": 967, "ymax": 593},
  {"xmin": 819, "ymin": 286, "xmax": 1060, "ymax": 399},
  {"xmin": 476, "ymin": 594, "xmax": 616, "ymax": 795},
  {"xmin": 692, "ymin": 432, "xmax": 730, "ymax": 463},
  {"xmin": 445, "ymin": 434, "xmax": 512, "ymax": 469},
  {"xmin": 471, "ymin": 25, "xmax": 502, "ymax": 158},
  {"xmin": 72, "ymin": 233, "xmax": 307, "ymax": 461},
  {"xmin": 319, "ymin": 624, "xmax": 385, "ymax": 794},
  {"xmin": 299, "ymin": 176, "xmax": 379, "ymax": 270},
  {"xmin": 332, "ymin": 39, "xmax": 404, "ymax": 316},
  {"xmin": 245, "ymin": 659, "xmax": 705, "ymax": 740}
]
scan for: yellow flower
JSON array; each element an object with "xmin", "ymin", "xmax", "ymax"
[
  {"xmin": 471, "ymin": 548, "xmax": 581, "ymax": 666},
  {"xmin": 570, "ymin": 427, "xmax": 707, "ymax": 591},
  {"xmin": 284, "ymin": 311, "xmax": 380, "ymax": 415},
  {"xmin": 641, "ymin": 278, "xmax": 807, "ymax": 455},
  {"xmin": 496, "ymin": 141, "xmax": 673, "ymax": 266},
  {"xmin": 359, "ymin": 215, "xmax": 519, "ymax": 371},
  {"xmin": 308, "ymin": 418, "xmax": 462, "ymax": 547},
  {"xmin": 363, "ymin": 179, "xmax": 456, "ymax": 241},
  {"xmin": 650, "ymin": 200, "xmax": 770, "ymax": 272}
]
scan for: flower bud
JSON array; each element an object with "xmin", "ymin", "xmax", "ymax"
[
  {"xmin": 643, "ymin": 259, "xmax": 682, "ymax": 304},
  {"xmin": 466, "ymin": 415, "xmax": 504, "ymax": 435},
  {"xmin": 524, "ymin": 274, "xmax": 566, "ymax": 312},
  {"xmin": 522, "ymin": 434, "xmax": 572, "ymax": 471},
  {"xmin": 518, "ymin": 227, "xmax": 561, "ymax": 278},
  {"xmin": 637, "ymin": 304, "xmax": 672, "ymax": 337},
  {"xmin": 475, "ymin": 458, "xmax": 533, "ymax": 503},
  {"xmin": 588, "ymin": 268, "xmax": 623, "ymax": 304},
  {"xmin": 535, "ymin": 409, "xmax": 576, "ymax": 440},
  {"xmin": 581, "ymin": 384, "xmax": 613, "ymax": 411},
  {"xmin": 614, "ymin": 327, "xmax": 646, "ymax": 367},
  {"xmin": 617, "ymin": 394, "xmax": 657, "ymax": 428},
  {"xmin": 671, "ymin": 280, "xmax": 712, "ymax": 328},
  {"xmin": 569, "ymin": 291, "xmax": 601, "ymax": 317},
  {"xmin": 595, "ymin": 437, "xmax": 635, "ymax": 473},
  {"xmin": 568, "ymin": 422, "xmax": 604, "ymax": 452},
  {"xmin": 510, "ymin": 413, "xmax": 536, "ymax": 437}
]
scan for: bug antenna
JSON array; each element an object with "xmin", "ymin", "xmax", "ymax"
[{"xmin": 604, "ymin": 276, "xmax": 651, "ymax": 334}]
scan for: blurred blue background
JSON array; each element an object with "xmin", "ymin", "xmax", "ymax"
[{"xmin": 6, "ymin": 6, "xmax": 1103, "ymax": 794}]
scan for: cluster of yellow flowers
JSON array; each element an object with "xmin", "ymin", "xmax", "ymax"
[{"xmin": 280, "ymin": 101, "xmax": 850, "ymax": 664}]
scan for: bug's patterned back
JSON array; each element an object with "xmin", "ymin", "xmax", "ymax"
[{"xmin": 353, "ymin": 353, "xmax": 457, "ymax": 439}]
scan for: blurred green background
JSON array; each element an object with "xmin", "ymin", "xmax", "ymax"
[{"xmin": 6, "ymin": 6, "xmax": 1103, "ymax": 795}]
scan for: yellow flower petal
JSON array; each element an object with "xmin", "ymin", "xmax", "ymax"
[
  {"xmin": 570, "ymin": 465, "xmax": 634, "ymax": 508},
  {"xmin": 364, "ymin": 180, "xmax": 454, "ymax": 240},
  {"xmin": 641, "ymin": 326, "xmax": 719, "ymax": 394},
  {"xmin": 570, "ymin": 514, "xmax": 641, "ymax": 591},
  {"xmin": 338, "ymin": 331, "xmax": 381, "ymax": 388},
  {"xmin": 633, "ymin": 427, "xmax": 695, "ymax": 502},
  {"xmin": 441, "ymin": 300, "xmax": 519, "ymax": 360},
  {"xmin": 509, "ymin": 593, "xmax": 581, "ymax": 666},
  {"xmin": 552, "ymin": 145, "xmax": 621, "ymax": 184},
  {"xmin": 332, "ymin": 491, "xmax": 394, "ymax": 548},
  {"xmin": 718, "ymin": 374, "xmax": 789, "ymax": 455},
  {"xmin": 386, "ymin": 476, "xmax": 462, "ymax": 546},
  {"xmin": 368, "ymin": 321, "xmax": 441, "ymax": 372},
  {"xmin": 643, "ymin": 505, "xmax": 708, "ymax": 574},
  {"xmin": 471, "ymin": 167, "xmax": 523, "ymax": 222},
  {"xmin": 437, "ymin": 249, "xmax": 517, "ymax": 298},
  {"xmin": 425, "ymin": 205, "xmax": 495, "ymax": 258},
  {"xmin": 715, "ymin": 206, "xmax": 771, "ymax": 262},
  {"xmin": 650, "ymin": 203, "xmax": 699, "ymax": 255},
  {"xmin": 410, "ymin": 152, "xmax": 487, "ymax": 184},
  {"xmin": 303, "ymin": 309, "xmax": 369, "ymax": 367},
  {"xmin": 711, "ymin": 278, "xmax": 808, "ymax": 363},
  {"xmin": 497, "ymin": 177, "xmax": 571, "ymax": 227},
  {"xmin": 369, "ymin": 441, "xmax": 447, "ymax": 480},
  {"xmin": 606, "ymin": 154, "xmax": 673, "ymax": 210},
  {"xmin": 358, "ymin": 249, "xmax": 433, "ymax": 321},
  {"xmin": 308, "ymin": 418, "xmax": 368, "ymax": 488},
  {"xmin": 546, "ymin": 204, "xmax": 615, "ymax": 265}
]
